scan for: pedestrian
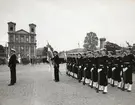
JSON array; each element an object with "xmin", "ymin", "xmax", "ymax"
[
  {"xmin": 8, "ymin": 49, "xmax": 17, "ymax": 86},
  {"xmin": 52, "ymin": 51, "xmax": 60, "ymax": 82}
]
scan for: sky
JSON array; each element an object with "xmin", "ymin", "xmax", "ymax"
[{"xmin": 0, "ymin": 0, "xmax": 135, "ymax": 51}]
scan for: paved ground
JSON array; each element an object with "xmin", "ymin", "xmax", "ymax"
[{"xmin": 0, "ymin": 63, "xmax": 135, "ymax": 105}]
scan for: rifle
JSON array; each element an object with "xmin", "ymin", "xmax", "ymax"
[
  {"xmin": 126, "ymin": 41, "xmax": 132, "ymax": 48},
  {"xmin": 121, "ymin": 67, "xmax": 127, "ymax": 91},
  {"xmin": 83, "ymin": 67, "xmax": 86, "ymax": 85},
  {"xmin": 96, "ymin": 69, "xmax": 101, "ymax": 93},
  {"xmin": 90, "ymin": 67, "xmax": 94, "ymax": 88},
  {"xmin": 111, "ymin": 66, "xmax": 116, "ymax": 87},
  {"xmin": 78, "ymin": 65, "xmax": 82, "ymax": 82}
]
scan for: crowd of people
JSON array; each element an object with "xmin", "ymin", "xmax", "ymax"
[{"xmin": 66, "ymin": 48, "xmax": 135, "ymax": 94}]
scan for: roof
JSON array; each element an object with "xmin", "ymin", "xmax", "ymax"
[
  {"xmin": 66, "ymin": 48, "xmax": 87, "ymax": 54},
  {"xmin": 29, "ymin": 23, "xmax": 36, "ymax": 27},
  {"xmin": 36, "ymin": 47, "xmax": 44, "ymax": 56},
  {"xmin": 8, "ymin": 22, "xmax": 16, "ymax": 25},
  {"xmin": 15, "ymin": 29, "xmax": 30, "ymax": 34}
]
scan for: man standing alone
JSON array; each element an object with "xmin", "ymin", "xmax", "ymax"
[
  {"xmin": 8, "ymin": 49, "xmax": 17, "ymax": 86},
  {"xmin": 52, "ymin": 51, "xmax": 60, "ymax": 82}
]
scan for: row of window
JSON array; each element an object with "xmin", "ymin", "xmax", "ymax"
[
  {"xmin": 9, "ymin": 35, "xmax": 35, "ymax": 43},
  {"xmin": 10, "ymin": 46, "xmax": 34, "ymax": 53}
]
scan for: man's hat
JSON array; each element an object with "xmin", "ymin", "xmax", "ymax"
[
  {"xmin": 87, "ymin": 51, "xmax": 92, "ymax": 54},
  {"xmin": 78, "ymin": 53, "xmax": 82, "ymax": 55},
  {"xmin": 108, "ymin": 51, "xmax": 113, "ymax": 53},
  {"xmin": 127, "ymin": 46, "xmax": 132, "ymax": 50},
  {"xmin": 116, "ymin": 50, "xmax": 121, "ymax": 53},
  {"xmin": 100, "ymin": 48, "xmax": 106, "ymax": 51},
  {"xmin": 11, "ymin": 48, "xmax": 16, "ymax": 52},
  {"xmin": 53, "ymin": 51, "xmax": 58, "ymax": 55}
]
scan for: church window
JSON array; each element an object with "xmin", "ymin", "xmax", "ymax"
[
  {"xmin": 10, "ymin": 35, "xmax": 14, "ymax": 42},
  {"xmin": 26, "ymin": 37, "xmax": 29, "ymax": 42},
  {"xmin": 31, "ymin": 36, "xmax": 34, "ymax": 43},
  {"xmin": 16, "ymin": 36, "xmax": 18, "ymax": 42},
  {"xmin": 31, "ymin": 28, "xmax": 34, "ymax": 32},
  {"xmin": 10, "ymin": 27, "xmax": 13, "ymax": 31},
  {"xmin": 20, "ymin": 36, "xmax": 24, "ymax": 43}
]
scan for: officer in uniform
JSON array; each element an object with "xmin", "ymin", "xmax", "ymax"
[
  {"xmin": 82, "ymin": 53, "xmax": 88, "ymax": 85},
  {"xmin": 88, "ymin": 51, "xmax": 95, "ymax": 87},
  {"xmin": 8, "ymin": 49, "xmax": 17, "ymax": 86},
  {"xmin": 74, "ymin": 53, "xmax": 78, "ymax": 79},
  {"xmin": 111, "ymin": 50, "xmax": 122, "ymax": 87},
  {"xmin": 77, "ymin": 53, "xmax": 83, "ymax": 82},
  {"xmin": 85, "ymin": 51, "xmax": 93, "ymax": 85},
  {"xmin": 72, "ymin": 54, "xmax": 76, "ymax": 78},
  {"xmin": 96, "ymin": 48, "xmax": 108, "ymax": 94},
  {"xmin": 122, "ymin": 48, "xmax": 135, "ymax": 92},
  {"xmin": 70, "ymin": 54, "xmax": 74, "ymax": 77},
  {"xmin": 90, "ymin": 50, "xmax": 99, "ymax": 88},
  {"xmin": 67, "ymin": 53, "xmax": 72, "ymax": 76},
  {"xmin": 107, "ymin": 51, "xmax": 113, "ymax": 84},
  {"xmin": 52, "ymin": 51, "xmax": 60, "ymax": 82}
]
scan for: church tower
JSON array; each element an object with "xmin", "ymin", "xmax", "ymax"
[
  {"xmin": 29, "ymin": 23, "xmax": 36, "ymax": 34},
  {"xmin": 8, "ymin": 22, "xmax": 16, "ymax": 33},
  {"xmin": 8, "ymin": 22, "xmax": 16, "ymax": 54},
  {"xmin": 29, "ymin": 23, "xmax": 36, "ymax": 58}
]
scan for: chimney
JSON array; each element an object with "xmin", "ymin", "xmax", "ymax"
[{"xmin": 100, "ymin": 38, "xmax": 106, "ymax": 49}]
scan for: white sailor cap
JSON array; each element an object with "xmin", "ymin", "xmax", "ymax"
[
  {"xmin": 115, "ymin": 50, "xmax": 121, "ymax": 52},
  {"xmin": 11, "ymin": 48, "xmax": 16, "ymax": 52}
]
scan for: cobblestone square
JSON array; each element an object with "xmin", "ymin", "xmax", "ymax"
[{"xmin": 0, "ymin": 64, "xmax": 135, "ymax": 105}]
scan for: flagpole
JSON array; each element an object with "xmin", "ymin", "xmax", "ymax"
[
  {"xmin": 78, "ymin": 42, "xmax": 80, "ymax": 48},
  {"xmin": 46, "ymin": 40, "xmax": 55, "ymax": 80}
]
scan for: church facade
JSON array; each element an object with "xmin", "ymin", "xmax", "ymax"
[{"xmin": 8, "ymin": 22, "xmax": 37, "ymax": 59}]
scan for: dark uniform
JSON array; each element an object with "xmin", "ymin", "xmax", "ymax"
[
  {"xmin": 8, "ymin": 49, "xmax": 17, "ymax": 86},
  {"xmin": 77, "ymin": 53, "xmax": 83, "ymax": 82},
  {"xmin": 52, "ymin": 51, "xmax": 60, "ymax": 82},
  {"xmin": 98, "ymin": 56, "xmax": 108, "ymax": 86},
  {"xmin": 107, "ymin": 52, "xmax": 113, "ymax": 83},
  {"xmin": 122, "ymin": 52, "xmax": 135, "ymax": 91},
  {"xmin": 66, "ymin": 48, "xmax": 135, "ymax": 94}
]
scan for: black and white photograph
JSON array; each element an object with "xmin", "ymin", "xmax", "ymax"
[{"xmin": 0, "ymin": 0, "xmax": 135, "ymax": 105}]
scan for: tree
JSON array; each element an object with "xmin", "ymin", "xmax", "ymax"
[
  {"xmin": 83, "ymin": 32, "xmax": 98, "ymax": 51},
  {"xmin": 131, "ymin": 43, "xmax": 135, "ymax": 55},
  {"xmin": 42, "ymin": 47, "xmax": 48, "ymax": 56},
  {"xmin": 0, "ymin": 45, "xmax": 4, "ymax": 53},
  {"xmin": 105, "ymin": 41, "xmax": 121, "ymax": 53},
  {"xmin": 0, "ymin": 45, "xmax": 5, "ymax": 57}
]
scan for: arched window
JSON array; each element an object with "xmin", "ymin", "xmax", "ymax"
[
  {"xmin": 10, "ymin": 27, "xmax": 13, "ymax": 31},
  {"xmin": 31, "ymin": 28, "xmax": 34, "ymax": 32},
  {"xmin": 20, "ymin": 36, "xmax": 24, "ymax": 43}
]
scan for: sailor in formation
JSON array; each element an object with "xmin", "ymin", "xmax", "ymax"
[{"xmin": 66, "ymin": 47, "xmax": 135, "ymax": 94}]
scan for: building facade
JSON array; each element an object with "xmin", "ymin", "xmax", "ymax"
[{"xmin": 8, "ymin": 22, "xmax": 37, "ymax": 59}]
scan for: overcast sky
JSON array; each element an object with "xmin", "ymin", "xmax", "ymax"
[{"xmin": 0, "ymin": 0, "xmax": 135, "ymax": 51}]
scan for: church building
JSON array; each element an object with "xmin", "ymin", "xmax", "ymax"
[{"xmin": 8, "ymin": 22, "xmax": 37, "ymax": 59}]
